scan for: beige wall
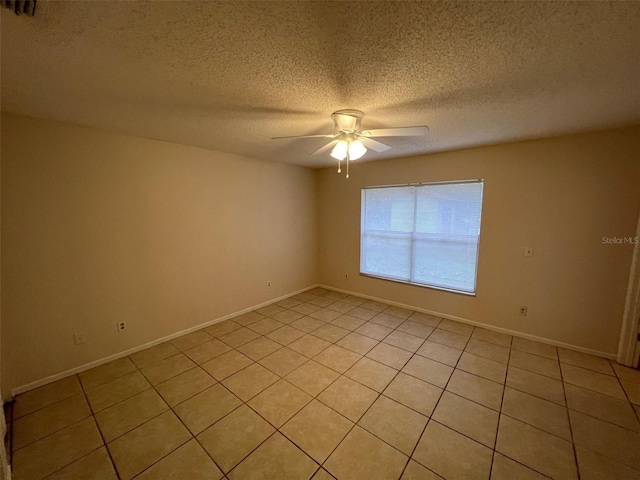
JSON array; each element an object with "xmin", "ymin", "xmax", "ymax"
[
  {"xmin": 1, "ymin": 113, "xmax": 318, "ymax": 396},
  {"xmin": 318, "ymin": 126, "xmax": 640, "ymax": 355}
]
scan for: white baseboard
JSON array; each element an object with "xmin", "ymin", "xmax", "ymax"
[
  {"xmin": 11, "ymin": 285, "xmax": 320, "ymax": 397},
  {"xmin": 321, "ymin": 284, "xmax": 617, "ymax": 360}
]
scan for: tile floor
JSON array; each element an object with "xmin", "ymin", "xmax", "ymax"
[{"xmin": 7, "ymin": 287, "xmax": 640, "ymax": 480}]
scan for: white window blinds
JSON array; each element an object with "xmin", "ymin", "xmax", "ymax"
[{"xmin": 360, "ymin": 180, "xmax": 484, "ymax": 294}]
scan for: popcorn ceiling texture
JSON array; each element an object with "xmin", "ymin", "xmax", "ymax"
[{"xmin": 1, "ymin": 1, "xmax": 639, "ymax": 167}]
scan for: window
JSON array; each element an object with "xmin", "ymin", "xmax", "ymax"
[{"xmin": 360, "ymin": 180, "xmax": 484, "ymax": 295}]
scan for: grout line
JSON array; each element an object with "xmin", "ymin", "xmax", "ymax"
[
  {"xmin": 558, "ymin": 345, "xmax": 582, "ymax": 480},
  {"xmin": 488, "ymin": 333, "xmax": 513, "ymax": 480}
]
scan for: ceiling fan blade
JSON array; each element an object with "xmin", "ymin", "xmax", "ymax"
[
  {"xmin": 311, "ymin": 139, "xmax": 339, "ymax": 156},
  {"xmin": 272, "ymin": 133, "xmax": 336, "ymax": 140},
  {"xmin": 361, "ymin": 126, "xmax": 429, "ymax": 137},
  {"xmin": 359, "ymin": 137, "xmax": 391, "ymax": 153}
]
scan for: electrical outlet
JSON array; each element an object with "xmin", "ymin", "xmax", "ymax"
[
  {"xmin": 73, "ymin": 333, "xmax": 85, "ymax": 345},
  {"xmin": 519, "ymin": 306, "xmax": 528, "ymax": 316},
  {"xmin": 267, "ymin": 281, "xmax": 272, "ymax": 288},
  {"xmin": 345, "ymin": 273, "xmax": 349, "ymax": 280},
  {"xmin": 524, "ymin": 247, "xmax": 533, "ymax": 257},
  {"xmin": 117, "ymin": 321, "xmax": 127, "ymax": 332}
]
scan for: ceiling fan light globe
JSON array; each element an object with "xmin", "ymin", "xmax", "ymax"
[
  {"xmin": 348, "ymin": 140, "xmax": 367, "ymax": 160},
  {"xmin": 330, "ymin": 139, "xmax": 349, "ymax": 160}
]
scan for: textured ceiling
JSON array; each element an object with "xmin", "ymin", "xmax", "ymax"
[{"xmin": 2, "ymin": 1, "xmax": 639, "ymax": 167}]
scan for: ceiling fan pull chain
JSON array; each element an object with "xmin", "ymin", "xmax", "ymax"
[
  {"xmin": 346, "ymin": 151, "xmax": 350, "ymax": 179},
  {"xmin": 337, "ymin": 156, "xmax": 341, "ymax": 174}
]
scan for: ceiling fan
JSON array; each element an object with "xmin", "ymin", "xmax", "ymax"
[{"xmin": 272, "ymin": 109, "xmax": 429, "ymax": 178}]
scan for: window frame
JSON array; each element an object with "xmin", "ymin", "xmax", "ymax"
[{"xmin": 359, "ymin": 179, "xmax": 484, "ymax": 296}]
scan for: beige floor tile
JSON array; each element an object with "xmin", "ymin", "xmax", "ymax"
[
  {"xmin": 457, "ymin": 352, "xmax": 507, "ymax": 384},
  {"xmin": 408, "ymin": 312, "xmax": 442, "ymax": 327},
  {"xmin": 206, "ymin": 320, "xmax": 243, "ymax": 338},
  {"xmin": 345, "ymin": 356, "xmax": 399, "ymax": 394},
  {"xmin": 370, "ymin": 312, "xmax": 405, "ymax": 329},
  {"xmin": 367, "ymin": 342, "xmax": 412, "ymax": 369},
  {"xmin": 237, "ymin": 336, "xmax": 282, "ymax": 361},
  {"xmin": 155, "ymin": 367, "xmax": 216, "ymax": 407},
  {"xmin": 402, "ymin": 355, "xmax": 453, "ymax": 388},
  {"xmin": 569, "ymin": 410, "xmax": 640, "ymax": 471},
  {"xmin": 291, "ymin": 302, "xmax": 322, "ymax": 315},
  {"xmin": 413, "ymin": 421, "xmax": 493, "ymax": 480},
  {"xmin": 107, "ymin": 411, "xmax": 191, "ymax": 480},
  {"xmin": 401, "ymin": 460, "xmax": 442, "ymax": 479},
  {"xmin": 79, "ymin": 358, "xmax": 137, "ymax": 390},
  {"xmin": 565, "ymin": 383, "xmax": 640, "ymax": 432},
  {"xmin": 281, "ymin": 400, "xmax": 353, "ymax": 463},
  {"xmin": 384, "ymin": 330, "xmax": 425, "ymax": 353},
  {"xmin": 432, "ymin": 391, "xmax": 499, "ymax": 448},
  {"xmin": 438, "ymin": 319, "xmax": 474, "ymax": 337},
  {"xmin": 361, "ymin": 300, "xmax": 389, "ymax": 312},
  {"xmin": 13, "ymin": 393, "xmax": 92, "ymax": 450},
  {"xmin": 397, "ymin": 321, "xmax": 434, "ymax": 339},
  {"xmin": 355, "ymin": 322, "xmax": 393, "ymax": 341},
  {"xmin": 490, "ymin": 453, "xmax": 548, "ymax": 480},
  {"xmin": 288, "ymin": 334, "xmax": 332, "ymax": 358},
  {"xmin": 471, "ymin": 328, "xmax": 512, "ymax": 348},
  {"xmin": 621, "ymin": 378, "xmax": 640, "ymax": 404},
  {"xmin": 222, "ymin": 363, "xmax": 279, "ymax": 401},
  {"xmin": 496, "ymin": 415, "xmax": 578, "ymax": 480},
  {"xmin": 312, "ymin": 324, "xmax": 350, "ymax": 343},
  {"xmin": 416, "ymin": 341, "xmax": 462, "ymax": 367},
  {"xmin": 47, "ymin": 447, "xmax": 117, "ymax": 480},
  {"xmin": 324, "ymin": 290, "xmax": 348, "ymax": 300},
  {"xmin": 140, "ymin": 353, "xmax": 196, "ymax": 385},
  {"xmin": 246, "ymin": 317, "xmax": 285, "ymax": 335},
  {"xmin": 292, "ymin": 292, "xmax": 318, "ymax": 302},
  {"xmin": 312, "ymin": 468, "xmax": 336, "ymax": 480},
  {"xmin": 512, "ymin": 337, "xmax": 557, "ymax": 360},
  {"xmin": 502, "ymin": 387, "xmax": 571, "ymax": 440},
  {"xmin": 256, "ymin": 304, "xmax": 286, "ymax": 316},
  {"xmin": 291, "ymin": 316, "xmax": 325, "ymax": 333},
  {"xmin": 359, "ymin": 395, "xmax": 428, "ymax": 455},
  {"xmin": 325, "ymin": 426, "xmax": 407, "ymax": 480},
  {"xmin": 428, "ymin": 329, "xmax": 469, "ymax": 350},
  {"xmin": 201, "ymin": 350, "xmax": 253, "ymax": 380},
  {"xmin": 278, "ymin": 295, "xmax": 307, "ymax": 308},
  {"xmin": 383, "ymin": 372, "xmax": 443, "ymax": 417},
  {"xmin": 314, "ymin": 344, "xmax": 362, "ymax": 373},
  {"xmin": 561, "ymin": 363, "xmax": 626, "ymax": 400},
  {"xmin": 259, "ymin": 347, "xmax": 308, "ymax": 376},
  {"xmin": 228, "ymin": 432, "xmax": 318, "ymax": 480},
  {"xmin": 446, "ymin": 370, "xmax": 504, "ymax": 411},
  {"xmin": 337, "ymin": 332, "xmax": 380, "ymax": 354},
  {"xmin": 309, "ymin": 308, "xmax": 342, "ymax": 322},
  {"xmin": 465, "ymin": 338, "xmax": 510, "ymax": 364},
  {"xmin": 384, "ymin": 305, "xmax": 415, "ymax": 319},
  {"xmin": 331, "ymin": 314, "xmax": 366, "ymax": 331},
  {"xmin": 326, "ymin": 300, "xmax": 358, "ymax": 314},
  {"xmin": 130, "ymin": 343, "xmax": 181, "ymax": 368},
  {"xmin": 506, "ymin": 366, "xmax": 566, "ymax": 405},
  {"xmin": 342, "ymin": 295, "xmax": 368, "ymax": 306},
  {"xmin": 232, "ymin": 311, "xmax": 265, "ymax": 326},
  {"xmin": 197, "ymin": 405, "xmax": 274, "ymax": 473},
  {"xmin": 318, "ymin": 376, "xmax": 378, "ymax": 422},
  {"xmin": 95, "ymin": 388, "xmax": 168, "ymax": 442},
  {"xmin": 308, "ymin": 296, "xmax": 334, "ymax": 308},
  {"xmin": 612, "ymin": 362, "xmax": 640, "ymax": 383},
  {"xmin": 136, "ymin": 439, "xmax": 222, "ymax": 480},
  {"xmin": 13, "ymin": 376, "xmax": 83, "ymax": 419},
  {"xmin": 172, "ymin": 330, "xmax": 213, "ymax": 352},
  {"xmin": 558, "ymin": 348, "xmax": 614, "ymax": 375},
  {"xmin": 575, "ymin": 445, "xmax": 640, "ymax": 480},
  {"xmin": 219, "ymin": 326, "xmax": 261, "ymax": 347},
  {"xmin": 271, "ymin": 309, "xmax": 306, "ymax": 324},
  {"xmin": 266, "ymin": 325, "xmax": 307, "ymax": 345},
  {"xmin": 183, "ymin": 339, "xmax": 232, "ymax": 364},
  {"xmin": 285, "ymin": 360, "xmax": 340, "ymax": 396},
  {"xmin": 12, "ymin": 417, "xmax": 103, "ymax": 480},
  {"xmin": 174, "ymin": 384, "xmax": 242, "ymax": 435},
  {"xmin": 85, "ymin": 371, "xmax": 150, "ymax": 412},
  {"xmin": 509, "ymin": 349, "xmax": 561, "ymax": 380},
  {"xmin": 248, "ymin": 380, "xmax": 312, "ymax": 427},
  {"xmin": 348, "ymin": 306, "xmax": 378, "ymax": 320}
]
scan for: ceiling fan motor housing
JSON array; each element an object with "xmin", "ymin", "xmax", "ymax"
[{"xmin": 332, "ymin": 109, "xmax": 364, "ymax": 133}]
